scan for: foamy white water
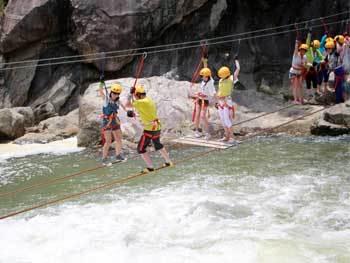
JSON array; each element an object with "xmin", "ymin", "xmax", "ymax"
[
  {"xmin": 0, "ymin": 137, "xmax": 84, "ymax": 161},
  {"xmin": 0, "ymin": 136, "xmax": 349, "ymax": 262}
]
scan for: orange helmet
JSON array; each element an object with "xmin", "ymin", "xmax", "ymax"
[
  {"xmin": 325, "ymin": 41, "xmax": 335, "ymax": 49},
  {"xmin": 217, "ymin": 66, "xmax": 231, "ymax": 78},
  {"xmin": 135, "ymin": 84, "xmax": 145, "ymax": 94},
  {"xmin": 335, "ymin": 35, "xmax": 345, "ymax": 44},
  {"xmin": 199, "ymin": 67, "xmax": 211, "ymax": 77},
  {"xmin": 110, "ymin": 84, "xmax": 122, "ymax": 94},
  {"xmin": 298, "ymin": 44, "xmax": 308, "ymax": 51},
  {"xmin": 311, "ymin": 40, "xmax": 320, "ymax": 48}
]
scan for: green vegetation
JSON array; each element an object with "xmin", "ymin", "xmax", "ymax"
[{"xmin": 0, "ymin": 0, "xmax": 8, "ymax": 15}]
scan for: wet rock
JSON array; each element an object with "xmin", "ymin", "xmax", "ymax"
[{"xmin": 311, "ymin": 118, "xmax": 350, "ymax": 136}]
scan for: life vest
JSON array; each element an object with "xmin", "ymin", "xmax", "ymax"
[{"xmin": 101, "ymin": 99, "xmax": 120, "ymax": 127}]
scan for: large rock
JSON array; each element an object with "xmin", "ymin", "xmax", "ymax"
[
  {"xmin": 0, "ymin": 107, "xmax": 34, "ymax": 140},
  {"xmin": 70, "ymin": 0, "xmax": 209, "ymax": 71},
  {"xmin": 15, "ymin": 109, "xmax": 79, "ymax": 143},
  {"xmin": 311, "ymin": 102, "xmax": 350, "ymax": 136},
  {"xmin": 78, "ymin": 76, "xmax": 194, "ymax": 147},
  {"xmin": 323, "ymin": 102, "xmax": 350, "ymax": 126},
  {"xmin": 0, "ymin": 0, "xmax": 71, "ymax": 53}
]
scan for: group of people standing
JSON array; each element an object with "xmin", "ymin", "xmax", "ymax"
[
  {"xmin": 98, "ymin": 57, "xmax": 240, "ymax": 171},
  {"xmin": 290, "ymin": 29, "xmax": 350, "ymax": 104},
  {"xmin": 99, "ymin": 28, "xmax": 350, "ymax": 170}
]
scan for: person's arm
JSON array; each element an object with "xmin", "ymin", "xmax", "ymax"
[
  {"xmin": 233, "ymin": 59, "xmax": 240, "ymax": 80},
  {"xmin": 294, "ymin": 40, "xmax": 299, "ymax": 56},
  {"xmin": 306, "ymin": 32, "xmax": 311, "ymax": 47},
  {"xmin": 99, "ymin": 82, "xmax": 106, "ymax": 100},
  {"xmin": 120, "ymin": 102, "xmax": 127, "ymax": 112}
]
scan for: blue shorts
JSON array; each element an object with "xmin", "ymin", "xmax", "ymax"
[{"xmin": 318, "ymin": 68, "xmax": 329, "ymax": 85}]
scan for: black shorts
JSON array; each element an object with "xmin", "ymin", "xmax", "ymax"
[
  {"xmin": 137, "ymin": 130, "xmax": 163, "ymax": 154},
  {"xmin": 197, "ymin": 99, "xmax": 209, "ymax": 107}
]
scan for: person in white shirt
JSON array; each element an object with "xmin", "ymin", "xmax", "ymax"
[{"xmin": 192, "ymin": 67, "xmax": 216, "ymax": 140}]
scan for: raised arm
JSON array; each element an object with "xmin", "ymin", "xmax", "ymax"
[{"xmin": 99, "ymin": 82, "xmax": 106, "ymax": 100}]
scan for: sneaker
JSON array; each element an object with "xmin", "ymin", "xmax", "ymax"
[
  {"xmin": 219, "ymin": 137, "xmax": 229, "ymax": 142},
  {"xmin": 205, "ymin": 133, "xmax": 211, "ymax": 141},
  {"xmin": 163, "ymin": 162, "xmax": 174, "ymax": 168},
  {"xmin": 102, "ymin": 158, "xmax": 112, "ymax": 166},
  {"xmin": 141, "ymin": 167, "xmax": 155, "ymax": 173},
  {"xmin": 194, "ymin": 132, "xmax": 202, "ymax": 138},
  {"xmin": 115, "ymin": 154, "xmax": 127, "ymax": 162}
]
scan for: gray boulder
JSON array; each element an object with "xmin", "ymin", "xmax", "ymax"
[
  {"xmin": 78, "ymin": 76, "xmax": 193, "ymax": 147},
  {"xmin": 311, "ymin": 102, "xmax": 350, "ymax": 136},
  {"xmin": 15, "ymin": 109, "xmax": 79, "ymax": 143},
  {"xmin": 0, "ymin": 107, "xmax": 34, "ymax": 140},
  {"xmin": 70, "ymin": 0, "xmax": 208, "ymax": 71}
]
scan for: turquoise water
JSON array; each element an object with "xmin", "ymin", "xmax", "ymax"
[{"xmin": 0, "ymin": 136, "xmax": 349, "ymax": 262}]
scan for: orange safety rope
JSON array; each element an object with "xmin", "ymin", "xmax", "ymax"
[
  {"xmin": 132, "ymin": 52, "xmax": 147, "ymax": 89},
  {"xmin": 0, "ymin": 105, "xmax": 328, "ymax": 220}
]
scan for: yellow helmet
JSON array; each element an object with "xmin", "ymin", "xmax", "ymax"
[
  {"xmin": 311, "ymin": 40, "xmax": 320, "ymax": 48},
  {"xmin": 298, "ymin": 44, "xmax": 308, "ymax": 51},
  {"xmin": 218, "ymin": 66, "xmax": 231, "ymax": 78},
  {"xmin": 135, "ymin": 84, "xmax": 145, "ymax": 94},
  {"xmin": 335, "ymin": 35, "xmax": 345, "ymax": 44},
  {"xmin": 326, "ymin": 37, "xmax": 334, "ymax": 43},
  {"xmin": 110, "ymin": 84, "xmax": 122, "ymax": 94},
  {"xmin": 199, "ymin": 67, "xmax": 211, "ymax": 77},
  {"xmin": 325, "ymin": 41, "xmax": 335, "ymax": 49}
]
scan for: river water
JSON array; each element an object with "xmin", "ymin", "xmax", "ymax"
[{"xmin": 0, "ymin": 136, "xmax": 349, "ymax": 263}]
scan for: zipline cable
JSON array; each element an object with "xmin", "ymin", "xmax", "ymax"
[
  {"xmin": 0, "ymin": 105, "xmax": 327, "ymax": 220},
  {"xmin": 0, "ymin": 11, "xmax": 348, "ymax": 69},
  {"xmin": 0, "ymin": 19, "xmax": 346, "ymax": 72}
]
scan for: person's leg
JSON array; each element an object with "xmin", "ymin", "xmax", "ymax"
[
  {"xmin": 112, "ymin": 129, "xmax": 122, "ymax": 156},
  {"xmin": 312, "ymin": 73, "xmax": 318, "ymax": 96},
  {"xmin": 194, "ymin": 103, "xmax": 200, "ymax": 129},
  {"xmin": 159, "ymin": 148, "xmax": 171, "ymax": 164},
  {"xmin": 152, "ymin": 131, "xmax": 172, "ymax": 166},
  {"xmin": 102, "ymin": 130, "xmax": 112, "ymax": 160},
  {"xmin": 200, "ymin": 106, "xmax": 209, "ymax": 133},
  {"xmin": 297, "ymin": 77, "xmax": 304, "ymax": 104},
  {"xmin": 323, "ymin": 70, "xmax": 330, "ymax": 94},
  {"xmin": 317, "ymin": 69, "xmax": 323, "ymax": 94},
  {"xmin": 223, "ymin": 107, "xmax": 233, "ymax": 140},
  {"xmin": 291, "ymin": 78, "xmax": 298, "ymax": 103},
  {"xmin": 141, "ymin": 152, "xmax": 153, "ymax": 169},
  {"xmin": 137, "ymin": 132, "xmax": 153, "ymax": 169},
  {"xmin": 305, "ymin": 72, "xmax": 312, "ymax": 98}
]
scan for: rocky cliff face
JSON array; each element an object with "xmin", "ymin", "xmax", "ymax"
[{"xmin": 0, "ymin": 0, "xmax": 349, "ymax": 112}]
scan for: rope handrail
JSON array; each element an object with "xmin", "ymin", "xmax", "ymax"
[{"xmin": 0, "ymin": 105, "xmax": 327, "ymax": 220}]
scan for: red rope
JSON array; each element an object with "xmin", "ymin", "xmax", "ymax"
[
  {"xmin": 132, "ymin": 53, "xmax": 147, "ymax": 88},
  {"xmin": 190, "ymin": 44, "xmax": 207, "ymax": 86}
]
